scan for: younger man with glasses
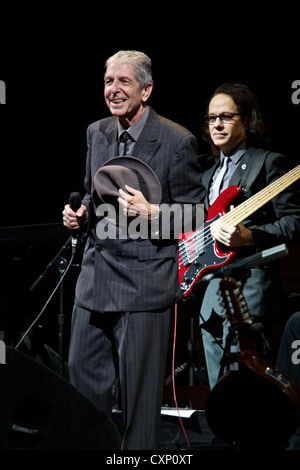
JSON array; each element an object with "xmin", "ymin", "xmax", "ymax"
[{"xmin": 198, "ymin": 82, "xmax": 300, "ymax": 389}]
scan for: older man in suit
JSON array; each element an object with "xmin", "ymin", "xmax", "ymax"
[{"xmin": 62, "ymin": 50, "xmax": 206, "ymax": 450}]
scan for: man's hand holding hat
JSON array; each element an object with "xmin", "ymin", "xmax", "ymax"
[
  {"xmin": 118, "ymin": 185, "xmax": 159, "ymax": 220},
  {"xmin": 91, "ymin": 156, "xmax": 161, "ymax": 225}
]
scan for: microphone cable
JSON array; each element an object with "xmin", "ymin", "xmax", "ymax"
[
  {"xmin": 14, "ymin": 253, "xmax": 74, "ymax": 350},
  {"xmin": 171, "ymin": 303, "xmax": 191, "ymax": 449},
  {"xmin": 15, "ymin": 192, "xmax": 82, "ymax": 350}
]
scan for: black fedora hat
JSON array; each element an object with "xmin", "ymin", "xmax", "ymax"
[{"xmin": 92, "ymin": 156, "xmax": 162, "ymax": 209}]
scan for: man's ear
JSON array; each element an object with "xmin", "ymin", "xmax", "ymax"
[{"xmin": 142, "ymin": 83, "xmax": 153, "ymax": 103}]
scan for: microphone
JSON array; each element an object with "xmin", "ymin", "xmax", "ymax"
[{"xmin": 69, "ymin": 192, "xmax": 82, "ymax": 254}]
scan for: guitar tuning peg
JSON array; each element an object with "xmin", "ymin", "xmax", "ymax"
[
  {"xmin": 236, "ymin": 287, "xmax": 243, "ymax": 297},
  {"xmin": 219, "ymin": 306, "xmax": 227, "ymax": 316}
]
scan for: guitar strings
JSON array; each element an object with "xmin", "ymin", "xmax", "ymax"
[
  {"xmin": 178, "ymin": 165, "xmax": 300, "ymax": 267},
  {"xmin": 179, "ymin": 168, "xmax": 296, "ymax": 267},
  {"xmin": 178, "ymin": 223, "xmax": 214, "ymax": 267},
  {"xmin": 223, "ymin": 167, "xmax": 299, "ymax": 227}
]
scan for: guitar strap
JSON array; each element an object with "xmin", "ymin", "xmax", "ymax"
[{"xmin": 238, "ymin": 147, "xmax": 270, "ymax": 194}]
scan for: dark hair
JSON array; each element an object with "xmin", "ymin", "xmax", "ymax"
[{"xmin": 202, "ymin": 82, "xmax": 269, "ymax": 147}]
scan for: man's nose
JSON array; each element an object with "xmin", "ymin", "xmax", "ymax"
[
  {"xmin": 214, "ymin": 116, "xmax": 224, "ymax": 127},
  {"xmin": 110, "ymin": 79, "xmax": 120, "ymax": 93}
]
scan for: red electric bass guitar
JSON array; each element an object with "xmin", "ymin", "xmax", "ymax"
[{"xmin": 178, "ymin": 164, "xmax": 300, "ymax": 298}]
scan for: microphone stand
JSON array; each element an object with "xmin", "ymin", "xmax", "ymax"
[
  {"xmin": 57, "ymin": 254, "xmax": 68, "ymax": 377},
  {"xmin": 27, "ymin": 235, "xmax": 73, "ymax": 376}
]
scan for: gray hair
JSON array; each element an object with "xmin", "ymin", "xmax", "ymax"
[{"xmin": 105, "ymin": 50, "xmax": 153, "ymax": 89}]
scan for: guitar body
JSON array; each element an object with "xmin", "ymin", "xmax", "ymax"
[
  {"xmin": 179, "ymin": 164, "xmax": 300, "ymax": 298},
  {"xmin": 179, "ymin": 185, "xmax": 241, "ymax": 298},
  {"xmin": 205, "ymin": 360, "xmax": 300, "ymax": 449},
  {"xmin": 205, "ymin": 277, "xmax": 300, "ymax": 449}
]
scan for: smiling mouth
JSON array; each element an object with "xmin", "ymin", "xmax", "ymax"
[{"xmin": 110, "ymin": 98, "xmax": 126, "ymax": 105}]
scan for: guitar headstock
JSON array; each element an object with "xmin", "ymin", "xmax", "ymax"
[{"xmin": 219, "ymin": 276, "xmax": 252, "ymax": 328}]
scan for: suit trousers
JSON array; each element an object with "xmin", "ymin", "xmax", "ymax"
[
  {"xmin": 199, "ymin": 280, "xmax": 231, "ymax": 389},
  {"xmin": 200, "ymin": 277, "xmax": 277, "ymax": 389},
  {"xmin": 68, "ymin": 304, "xmax": 171, "ymax": 450}
]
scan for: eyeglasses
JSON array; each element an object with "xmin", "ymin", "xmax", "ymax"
[{"xmin": 205, "ymin": 112, "xmax": 241, "ymax": 124}]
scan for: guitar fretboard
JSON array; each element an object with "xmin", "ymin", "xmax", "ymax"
[{"xmin": 221, "ymin": 165, "xmax": 300, "ymax": 227}]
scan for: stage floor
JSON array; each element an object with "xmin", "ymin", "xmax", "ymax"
[
  {"xmin": 112, "ymin": 408, "xmax": 300, "ymax": 451},
  {"xmin": 158, "ymin": 409, "xmax": 226, "ymax": 450}
]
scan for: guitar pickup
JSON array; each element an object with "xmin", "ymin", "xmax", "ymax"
[{"xmin": 180, "ymin": 235, "xmax": 204, "ymax": 267}]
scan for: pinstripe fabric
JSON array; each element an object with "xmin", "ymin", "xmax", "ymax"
[
  {"xmin": 68, "ymin": 106, "xmax": 206, "ymax": 450},
  {"xmin": 68, "ymin": 306, "xmax": 118, "ymax": 416},
  {"xmin": 74, "ymin": 107, "xmax": 206, "ymax": 313},
  {"xmin": 68, "ymin": 305, "xmax": 171, "ymax": 450}
]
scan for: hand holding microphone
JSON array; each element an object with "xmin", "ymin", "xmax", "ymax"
[{"xmin": 62, "ymin": 192, "xmax": 86, "ymax": 254}]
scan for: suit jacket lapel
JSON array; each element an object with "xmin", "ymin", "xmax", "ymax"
[
  {"xmin": 228, "ymin": 147, "xmax": 258, "ymax": 186},
  {"xmin": 132, "ymin": 107, "xmax": 161, "ymax": 165},
  {"xmin": 99, "ymin": 108, "xmax": 161, "ymax": 166},
  {"xmin": 203, "ymin": 147, "xmax": 266, "ymax": 208},
  {"xmin": 101, "ymin": 119, "xmax": 119, "ymax": 161}
]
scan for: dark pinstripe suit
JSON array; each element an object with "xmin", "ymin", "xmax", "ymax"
[{"xmin": 68, "ymin": 107, "xmax": 206, "ymax": 449}]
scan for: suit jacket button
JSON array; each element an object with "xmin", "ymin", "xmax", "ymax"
[
  {"xmin": 96, "ymin": 244, "xmax": 103, "ymax": 252},
  {"xmin": 116, "ymin": 249, "xmax": 122, "ymax": 256}
]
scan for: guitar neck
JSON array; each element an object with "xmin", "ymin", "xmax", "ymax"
[{"xmin": 221, "ymin": 165, "xmax": 300, "ymax": 227}]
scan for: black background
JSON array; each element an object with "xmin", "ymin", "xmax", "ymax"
[{"xmin": 0, "ymin": 2, "xmax": 299, "ymax": 359}]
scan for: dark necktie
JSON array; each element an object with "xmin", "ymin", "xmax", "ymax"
[{"xmin": 120, "ymin": 131, "xmax": 129, "ymax": 156}]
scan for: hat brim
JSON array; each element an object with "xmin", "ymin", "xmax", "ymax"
[{"xmin": 93, "ymin": 155, "xmax": 162, "ymax": 205}]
